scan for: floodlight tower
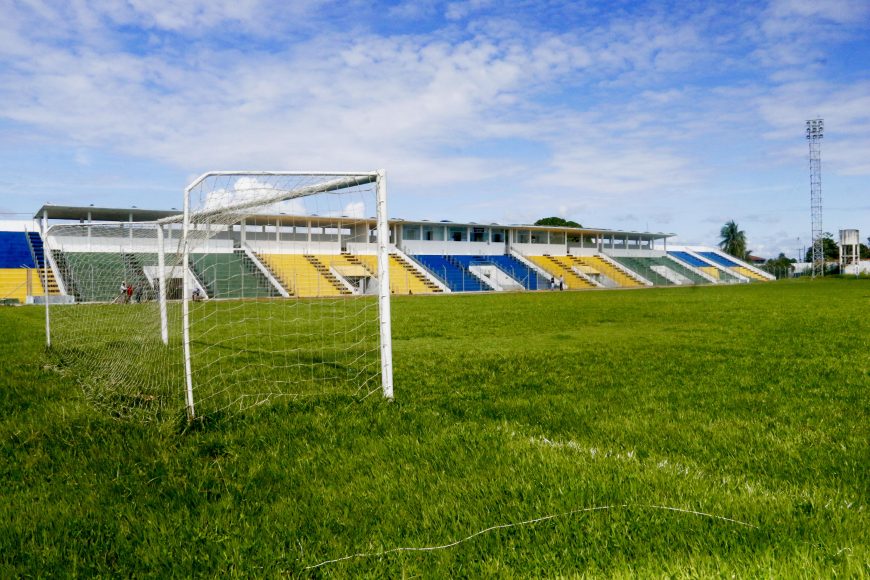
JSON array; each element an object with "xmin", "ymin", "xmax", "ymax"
[{"xmin": 806, "ymin": 118, "xmax": 824, "ymax": 277}]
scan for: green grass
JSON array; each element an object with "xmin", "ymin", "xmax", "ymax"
[{"xmin": 1, "ymin": 280, "xmax": 868, "ymax": 576}]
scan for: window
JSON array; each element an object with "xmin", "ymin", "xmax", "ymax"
[
  {"xmin": 530, "ymin": 231, "xmax": 547, "ymax": 244},
  {"xmin": 403, "ymin": 225, "xmax": 420, "ymax": 240},
  {"xmin": 423, "ymin": 226, "xmax": 444, "ymax": 241},
  {"xmin": 491, "ymin": 229, "xmax": 506, "ymax": 243},
  {"xmin": 516, "ymin": 230, "xmax": 530, "ymax": 243},
  {"xmin": 449, "ymin": 227, "xmax": 466, "ymax": 242},
  {"xmin": 471, "ymin": 227, "xmax": 487, "ymax": 242},
  {"xmin": 550, "ymin": 231, "xmax": 566, "ymax": 244}
]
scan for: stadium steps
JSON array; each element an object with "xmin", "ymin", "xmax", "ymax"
[
  {"xmin": 391, "ymin": 253, "xmax": 443, "ymax": 293},
  {"xmin": 51, "ymin": 250, "xmax": 81, "ymax": 299},
  {"xmin": 668, "ymin": 251, "xmax": 725, "ymax": 283},
  {"xmin": 413, "ymin": 255, "xmax": 487, "ymax": 292},
  {"xmin": 356, "ymin": 254, "xmax": 442, "ymax": 294},
  {"xmin": 25, "ymin": 232, "xmax": 61, "ymax": 295},
  {"xmin": 122, "ymin": 253, "xmax": 156, "ymax": 301},
  {"xmin": 571, "ymin": 256, "xmax": 642, "ymax": 287},
  {"xmin": 734, "ymin": 265, "xmax": 769, "ymax": 282},
  {"xmin": 191, "ymin": 252, "xmax": 277, "ymax": 299},
  {"xmin": 692, "ymin": 252, "xmax": 745, "ymax": 283},
  {"xmin": 258, "ymin": 253, "xmax": 344, "ymax": 297},
  {"xmin": 611, "ymin": 256, "xmax": 675, "ymax": 286},
  {"xmin": 612, "ymin": 256, "xmax": 710, "ymax": 286},
  {"xmin": 656, "ymin": 257, "xmax": 710, "ymax": 284},
  {"xmin": 527, "ymin": 255, "xmax": 595, "ymax": 289},
  {"xmin": 305, "ymin": 255, "xmax": 353, "ymax": 295},
  {"xmin": 487, "ymin": 255, "xmax": 543, "ymax": 290},
  {"xmin": 454, "ymin": 255, "xmax": 538, "ymax": 290},
  {"xmin": 340, "ymin": 252, "xmax": 373, "ymax": 274}
]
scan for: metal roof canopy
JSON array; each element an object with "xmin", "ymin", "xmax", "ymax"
[
  {"xmin": 34, "ymin": 205, "xmax": 181, "ymax": 222},
  {"xmin": 33, "ymin": 204, "xmax": 674, "ymax": 239}
]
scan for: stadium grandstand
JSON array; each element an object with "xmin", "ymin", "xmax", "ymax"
[{"xmin": 0, "ymin": 204, "xmax": 774, "ymax": 304}]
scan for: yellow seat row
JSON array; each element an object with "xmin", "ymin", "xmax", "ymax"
[
  {"xmin": 0, "ymin": 268, "xmax": 44, "ymax": 303},
  {"xmin": 527, "ymin": 256, "xmax": 595, "ymax": 289},
  {"xmin": 258, "ymin": 254, "xmax": 344, "ymax": 298},
  {"xmin": 355, "ymin": 255, "xmax": 438, "ymax": 294},
  {"xmin": 571, "ymin": 256, "xmax": 643, "ymax": 287},
  {"xmin": 700, "ymin": 266, "xmax": 720, "ymax": 280},
  {"xmin": 733, "ymin": 266, "xmax": 769, "ymax": 282}
]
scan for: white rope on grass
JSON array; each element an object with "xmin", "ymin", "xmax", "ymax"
[{"xmin": 303, "ymin": 503, "xmax": 757, "ymax": 570}]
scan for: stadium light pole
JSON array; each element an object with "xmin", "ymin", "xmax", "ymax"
[{"xmin": 806, "ymin": 118, "xmax": 824, "ymax": 278}]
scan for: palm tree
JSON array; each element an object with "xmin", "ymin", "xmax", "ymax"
[{"xmin": 719, "ymin": 220, "xmax": 747, "ymax": 259}]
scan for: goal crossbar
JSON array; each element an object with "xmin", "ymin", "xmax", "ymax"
[{"xmin": 157, "ymin": 172, "xmax": 379, "ymax": 225}]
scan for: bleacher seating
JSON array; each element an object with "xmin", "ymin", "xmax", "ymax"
[
  {"xmin": 669, "ymin": 251, "xmax": 728, "ymax": 281},
  {"xmin": 570, "ymin": 256, "xmax": 642, "ymax": 287},
  {"xmin": 60, "ymin": 251, "xmax": 159, "ymax": 302},
  {"xmin": 698, "ymin": 252, "xmax": 768, "ymax": 281},
  {"xmin": 0, "ymin": 232, "xmax": 36, "ymax": 268},
  {"xmin": 27, "ymin": 232, "xmax": 59, "ymax": 295},
  {"xmin": 613, "ymin": 256, "xmax": 709, "ymax": 286},
  {"xmin": 414, "ymin": 255, "xmax": 488, "ymax": 292},
  {"xmin": 0, "ymin": 232, "xmax": 40, "ymax": 303},
  {"xmin": 186, "ymin": 252, "xmax": 273, "ymax": 299},
  {"xmin": 354, "ymin": 254, "xmax": 441, "ymax": 294},
  {"xmin": 488, "ymin": 255, "xmax": 544, "ymax": 290},
  {"xmin": 527, "ymin": 256, "xmax": 595, "ymax": 289},
  {"xmin": 258, "ymin": 253, "xmax": 346, "ymax": 297},
  {"xmin": 451, "ymin": 255, "xmax": 542, "ymax": 290}
]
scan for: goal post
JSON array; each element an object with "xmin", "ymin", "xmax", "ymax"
[
  {"xmin": 168, "ymin": 170, "xmax": 393, "ymax": 419},
  {"xmin": 45, "ymin": 170, "xmax": 393, "ymax": 422}
]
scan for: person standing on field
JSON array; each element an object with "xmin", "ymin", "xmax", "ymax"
[
  {"xmin": 126, "ymin": 282, "xmax": 134, "ymax": 303},
  {"xmin": 118, "ymin": 281, "xmax": 128, "ymax": 304},
  {"xmin": 558, "ymin": 275, "xmax": 565, "ymax": 291}
]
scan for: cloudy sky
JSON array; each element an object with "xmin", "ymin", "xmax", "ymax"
[{"xmin": 1, "ymin": 0, "xmax": 868, "ymax": 257}]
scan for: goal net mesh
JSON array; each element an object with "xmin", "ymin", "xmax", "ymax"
[
  {"xmin": 46, "ymin": 172, "xmax": 387, "ymax": 422},
  {"xmin": 45, "ymin": 222, "xmax": 183, "ymax": 421}
]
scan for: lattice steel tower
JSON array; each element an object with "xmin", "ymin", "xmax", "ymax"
[{"xmin": 806, "ymin": 118, "xmax": 824, "ymax": 277}]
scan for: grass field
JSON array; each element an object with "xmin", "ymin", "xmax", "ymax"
[{"xmin": 1, "ymin": 280, "xmax": 868, "ymax": 576}]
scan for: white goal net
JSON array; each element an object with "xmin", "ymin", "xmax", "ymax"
[{"xmin": 45, "ymin": 171, "xmax": 393, "ymax": 421}]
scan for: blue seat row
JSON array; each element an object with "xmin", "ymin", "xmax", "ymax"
[
  {"xmin": 0, "ymin": 231, "xmax": 36, "ymax": 268},
  {"xmin": 668, "ymin": 251, "xmax": 707, "ymax": 268},
  {"xmin": 413, "ymin": 255, "xmax": 487, "ymax": 292},
  {"xmin": 698, "ymin": 252, "xmax": 738, "ymax": 267},
  {"xmin": 454, "ymin": 255, "xmax": 542, "ymax": 290}
]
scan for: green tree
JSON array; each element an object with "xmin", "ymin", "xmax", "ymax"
[
  {"xmin": 804, "ymin": 233, "xmax": 839, "ymax": 262},
  {"xmin": 719, "ymin": 220, "xmax": 747, "ymax": 259},
  {"xmin": 761, "ymin": 252, "xmax": 796, "ymax": 279},
  {"xmin": 534, "ymin": 217, "xmax": 582, "ymax": 228}
]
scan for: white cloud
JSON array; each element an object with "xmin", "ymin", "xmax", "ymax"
[{"xmin": 0, "ymin": 0, "xmax": 868, "ymax": 259}]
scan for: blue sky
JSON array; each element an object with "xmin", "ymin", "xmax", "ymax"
[{"xmin": 0, "ymin": 0, "xmax": 868, "ymax": 258}]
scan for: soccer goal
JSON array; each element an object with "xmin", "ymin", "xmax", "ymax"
[{"xmin": 45, "ymin": 171, "xmax": 393, "ymax": 421}]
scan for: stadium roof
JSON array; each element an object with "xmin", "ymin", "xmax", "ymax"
[
  {"xmin": 34, "ymin": 205, "xmax": 180, "ymax": 222},
  {"xmin": 33, "ymin": 204, "xmax": 674, "ymax": 238},
  {"xmin": 394, "ymin": 218, "xmax": 675, "ymax": 239}
]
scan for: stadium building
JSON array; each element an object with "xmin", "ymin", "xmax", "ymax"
[{"xmin": 0, "ymin": 204, "xmax": 773, "ymax": 305}]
